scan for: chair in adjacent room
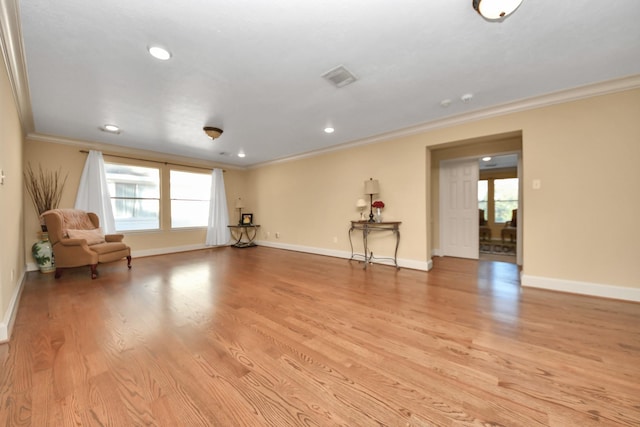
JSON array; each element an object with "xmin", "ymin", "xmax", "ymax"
[
  {"xmin": 479, "ymin": 209, "xmax": 492, "ymax": 241},
  {"xmin": 501, "ymin": 209, "xmax": 517, "ymax": 243},
  {"xmin": 41, "ymin": 209, "xmax": 131, "ymax": 279}
]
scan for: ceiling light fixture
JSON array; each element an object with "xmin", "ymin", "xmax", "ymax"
[
  {"xmin": 324, "ymin": 127, "xmax": 335, "ymax": 134},
  {"xmin": 482, "ymin": 156, "xmax": 492, "ymax": 161},
  {"xmin": 101, "ymin": 124, "xmax": 120, "ymax": 134},
  {"xmin": 148, "ymin": 46, "xmax": 172, "ymax": 60},
  {"xmin": 203, "ymin": 126, "xmax": 223, "ymax": 140},
  {"xmin": 238, "ymin": 152, "xmax": 246, "ymax": 158},
  {"xmin": 472, "ymin": 0, "xmax": 523, "ymax": 20}
]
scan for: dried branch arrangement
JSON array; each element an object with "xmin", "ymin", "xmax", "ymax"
[{"xmin": 24, "ymin": 163, "xmax": 68, "ymax": 216}]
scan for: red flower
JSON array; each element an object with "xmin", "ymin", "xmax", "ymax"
[{"xmin": 372, "ymin": 200, "xmax": 385, "ymax": 208}]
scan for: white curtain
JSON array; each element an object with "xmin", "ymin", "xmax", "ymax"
[
  {"xmin": 205, "ymin": 168, "xmax": 230, "ymax": 246},
  {"xmin": 74, "ymin": 150, "xmax": 116, "ymax": 234}
]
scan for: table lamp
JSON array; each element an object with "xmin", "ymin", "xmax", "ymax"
[
  {"xmin": 364, "ymin": 178, "xmax": 380, "ymax": 222},
  {"xmin": 235, "ymin": 197, "xmax": 245, "ymax": 225}
]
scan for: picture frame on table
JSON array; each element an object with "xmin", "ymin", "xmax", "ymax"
[{"xmin": 241, "ymin": 213, "xmax": 253, "ymax": 225}]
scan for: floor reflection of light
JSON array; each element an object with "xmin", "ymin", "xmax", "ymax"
[
  {"xmin": 477, "ymin": 260, "xmax": 522, "ymax": 333},
  {"xmin": 135, "ymin": 260, "xmax": 224, "ymax": 333}
]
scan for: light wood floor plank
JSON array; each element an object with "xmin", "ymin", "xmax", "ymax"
[{"xmin": 1, "ymin": 247, "xmax": 639, "ymax": 426}]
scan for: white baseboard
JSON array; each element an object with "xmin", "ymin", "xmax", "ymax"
[
  {"xmin": 256, "ymin": 240, "xmax": 432, "ymax": 271},
  {"xmin": 0, "ymin": 270, "xmax": 26, "ymax": 343},
  {"xmin": 521, "ymin": 274, "xmax": 640, "ymax": 302}
]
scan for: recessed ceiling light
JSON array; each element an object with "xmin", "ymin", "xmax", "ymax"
[
  {"xmin": 148, "ymin": 46, "xmax": 171, "ymax": 60},
  {"xmin": 101, "ymin": 124, "xmax": 120, "ymax": 134},
  {"xmin": 238, "ymin": 152, "xmax": 246, "ymax": 158},
  {"xmin": 482, "ymin": 156, "xmax": 492, "ymax": 161},
  {"xmin": 324, "ymin": 127, "xmax": 335, "ymax": 134}
]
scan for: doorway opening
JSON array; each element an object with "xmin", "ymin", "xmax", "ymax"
[
  {"xmin": 478, "ymin": 155, "xmax": 519, "ymax": 264},
  {"xmin": 429, "ymin": 131, "xmax": 523, "ymax": 267}
]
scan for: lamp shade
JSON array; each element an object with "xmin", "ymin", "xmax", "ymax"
[
  {"xmin": 235, "ymin": 198, "xmax": 245, "ymax": 209},
  {"xmin": 356, "ymin": 198, "xmax": 367, "ymax": 208},
  {"xmin": 472, "ymin": 0, "xmax": 523, "ymax": 20},
  {"xmin": 364, "ymin": 178, "xmax": 380, "ymax": 195}
]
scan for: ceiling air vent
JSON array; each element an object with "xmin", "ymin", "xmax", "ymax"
[{"xmin": 322, "ymin": 65, "xmax": 357, "ymax": 88}]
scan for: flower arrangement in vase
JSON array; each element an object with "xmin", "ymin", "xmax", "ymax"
[{"xmin": 372, "ymin": 200, "xmax": 385, "ymax": 222}]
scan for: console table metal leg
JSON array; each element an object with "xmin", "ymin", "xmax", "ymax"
[
  {"xmin": 393, "ymin": 229, "xmax": 400, "ymax": 269},
  {"xmin": 348, "ymin": 227, "xmax": 355, "ymax": 260}
]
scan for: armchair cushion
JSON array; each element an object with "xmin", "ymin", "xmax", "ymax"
[{"xmin": 67, "ymin": 228, "xmax": 105, "ymax": 245}]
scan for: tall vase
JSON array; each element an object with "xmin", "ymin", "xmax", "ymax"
[
  {"xmin": 32, "ymin": 232, "xmax": 55, "ymax": 273},
  {"xmin": 375, "ymin": 208, "xmax": 383, "ymax": 223}
]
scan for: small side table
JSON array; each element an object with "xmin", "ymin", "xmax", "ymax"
[
  {"xmin": 348, "ymin": 221, "xmax": 401, "ymax": 269},
  {"xmin": 228, "ymin": 224, "xmax": 260, "ymax": 248}
]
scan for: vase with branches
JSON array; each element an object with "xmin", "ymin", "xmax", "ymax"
[{"xmin": 24, "ymin": 163, "xmax": 68, "ymax": 231}]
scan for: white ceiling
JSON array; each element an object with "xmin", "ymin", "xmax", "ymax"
[{"xmin": 15, "ymin": 0, "xmax": 640, "ymax": 167}]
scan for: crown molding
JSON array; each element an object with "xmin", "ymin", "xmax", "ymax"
[
  {"xmin": 252, "ymin": 74, "xmax": 640, "ymax": 169},
  {"xmin": 26, "ymin": 132, "xmax": 245, "ymax": 171},
  {"xmin": 0, "ymin": 0, "xmax": 34, "ymax": 133}
]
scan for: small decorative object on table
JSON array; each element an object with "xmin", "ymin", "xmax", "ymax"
[
  {"xmin": 372, "ymin": 200, "xmax": 385, "ymax": 223},
  {"xmin": 241, "ymin": 213, "xmax": 253, "ymax": 225},
  {"xmin": 356, "ymin": 198, "xmax": 367, "ymax": 221}
]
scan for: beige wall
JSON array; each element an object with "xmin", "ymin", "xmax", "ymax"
[
  {"xmin": 0, "ymin": 52, "xmax": 25, "ymax": 340},
  {"xmin": 246, "ymin": 88, "xmax": 640, "ymax": 289},
  {"xmin": 23, "ymin": 139, "xmax": 244, "ymax": 260},
  {"xmin": 246, "ymin": 135, "xmax": 429, "ymax": 262}
]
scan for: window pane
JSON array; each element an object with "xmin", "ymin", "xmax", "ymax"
[
  {"xmin": 494, "ymin": 178, "xmax": 518, "ymax": 223},
  {"xmin": 170, "ymin": 170, "xmax": 211, "ymax": 228},
  {"xmin": 171, "ymin": 200, "xmax": 210, "ymax": 228},
  {"xmin": 105, "ymin": 163, "xmax": 160, "ymax": 231}
]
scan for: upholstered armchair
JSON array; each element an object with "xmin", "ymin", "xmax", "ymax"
[{"xmin": 41, "ymin": 209, "xmax": 131, "ymax": 279}]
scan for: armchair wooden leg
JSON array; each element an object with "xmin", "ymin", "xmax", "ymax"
[
  {"xmin": 90, "ymin": 264, "xmax": 98, "ymax": 279},
  {"xmin": 54, "ymin": 268, "xmax": 63, "ymax": 279},
  {"xmin": 127, "ymin": 255, "xmax": 132, "ymax": 269}
]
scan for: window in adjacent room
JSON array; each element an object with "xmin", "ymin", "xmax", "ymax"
[
  {"xmin": 493, "ymin": 178, "xmax": 518, "ymax": 223},
  {"xmin": 104, "ymin": 163, "xmax": 160, "ymax": 231},
  {"xmin": 170, "ymin": 170, "xmax": 211, "ymax": 228}
]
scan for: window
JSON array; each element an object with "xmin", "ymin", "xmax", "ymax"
[
  {"xmin": 170, "ymin": 170, "xmax": 211, "ymax": 228},
  {"xmin": 494, "ymin": 178, "xmax": 518, "ymax": 223},
  {"xmin": 478, "ymin": 180, "xmax": 488, "ymax": 220},
  {"xmin": 105, "ymin": 164, "xmax": 160, "ymax": 231}
]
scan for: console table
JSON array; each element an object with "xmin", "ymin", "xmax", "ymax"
[
  {"xmin": 348, "ymin": 221, "xmax": 401, "ymax": 269},
  {"xmin": 228, "ymin": 224, "xmax": 260, "ymax": 248}
]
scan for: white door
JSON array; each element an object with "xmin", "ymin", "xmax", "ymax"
[{"xmin": 440, "ymin": 159, "xmax": 479, "ymax": 259}]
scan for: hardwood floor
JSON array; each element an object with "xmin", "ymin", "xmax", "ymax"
[{"xmin": 2, "ymin": 247, "xmax": 639, "ymax": 426}]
